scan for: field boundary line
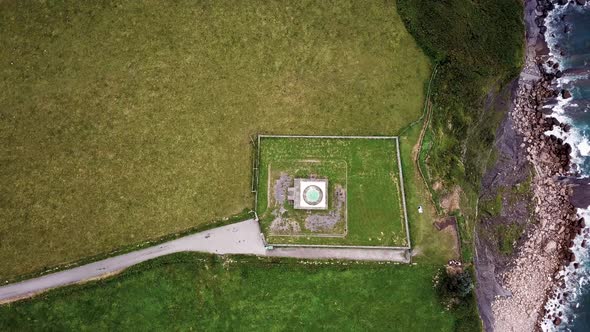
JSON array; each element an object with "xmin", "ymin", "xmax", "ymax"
[
  {"xmin": 258, "ymin": 135, "xmax": 398, "ymax": 139},
  {"xmin": 255, "ymin": 135, "xmax": 411, "ymax": 252},
  {"xmin": 395, "ymin": 137, "xmax": 412, "ymax": 249},
  {"xmin": 268, "ymin": 243, "xmax": 411, "ymax": 250},
  {"xmin": 398, "ymin": 64, "xmax": 438, "ymax": 136},
  {"xmin": 413, "ymin": 66, "xmax": 442, "ymax": 215},
  {"xmin": 250, "ymin": 135, "xmax": 259, "ymax": 193}
]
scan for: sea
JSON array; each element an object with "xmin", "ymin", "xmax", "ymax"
[{"xmin": 540, "ymin": 2, "xmax": 590, "ymax": 331}]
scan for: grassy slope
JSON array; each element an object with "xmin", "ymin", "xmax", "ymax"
[
  {"xmin": 0, "ymin": 0, "xmax": 430, "ymax": 279},
  {"xmin": 0, "ymin": 253, "xmax": 457, "ymax": 332},
  {"xmin": 397, "ymin": 0, "xmax": 524, "ymax": 258},
  {"xmin": 399, "ymin": 124, "xmax": 456, "ymax": 263},
  {"xmin": 258, "ymin": 137, "xmax": 406, "ymax": 246},
  {"xmin": 397, "ymin": 1, "xmax": 524, "ymax": 331}
]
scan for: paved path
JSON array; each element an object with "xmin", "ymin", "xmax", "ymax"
[{"xmin": 0, "ymin": 219, "xmax": 409, "ymax": 304}]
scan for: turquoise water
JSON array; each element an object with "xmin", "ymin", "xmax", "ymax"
[
  {"xmin": 543, "ymin": 3, "xmax": 590, "ymax": 331},
  {"xmin": 305, "ymin": 188, "xmax": 320, "ymax": 202}
]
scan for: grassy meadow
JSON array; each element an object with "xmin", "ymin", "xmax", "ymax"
[
  {"xmin": 257, "ymin": 137, "xmax": 407, "ymax": 247},
  {"xmin": 0, "ymin": 253, "xmax": 458, "ymax": 332},
  {"xmin": 0, "ymin": 0, "xmax": 431, "ymax": 279},
  {"xmin": 0, "ymin": 100, "xmax": 465, "ymax": 331}
]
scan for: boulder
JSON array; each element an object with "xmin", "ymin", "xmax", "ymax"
[
  {"xmin": 545, "ymin": 240, "xmax": 558, "ymax": 253},
  {"xmin": 540, "ymin": 26, "xmax": 547, "ymax": 34},
  {"xmin": 576, "ymin": 0, "xmax": 586, "ymax": 6},
  {"xmin": 562, "ymin": 89, "xmax": 572, "ymax": 98},
  {"xmin": 547, "ymin": 117, "xmax": 560, "ymax": 127}
]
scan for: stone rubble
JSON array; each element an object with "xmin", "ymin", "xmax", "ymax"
[{"xmin": 490, "ymin": 0, "xmax": 584, "ymax": 331}]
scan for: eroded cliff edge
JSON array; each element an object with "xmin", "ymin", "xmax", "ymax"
[{"xmin": 475, "ymin": 0, "xmax": 589, "ymax": 331}]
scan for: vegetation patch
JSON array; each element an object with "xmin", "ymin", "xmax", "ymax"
[
  {"xmin": 507, "ymin": 171, "xmax": 534, "ymax": 208},
  {"xmin": 257, "ymin": 136, "xmax": 408, "ymax": 247},
  {"xmin": 435, "ymin": 266, "xmax": 480, "ymax": 332},
  {"xmin": 496, "ymin": 224, "xmax": 524, "ymax": 256},
  {"xmin": 480, "ymin": 192, "xmax": 504, "ymax": 217}
]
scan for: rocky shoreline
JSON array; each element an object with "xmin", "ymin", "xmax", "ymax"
[{"xmin": 488, "ymin": 0, "xmax": 588, "ymax": 330}]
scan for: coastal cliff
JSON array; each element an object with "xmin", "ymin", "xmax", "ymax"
[{"xmin": 476, "ymin": 0, "xmax": 589, "ymax": 330}]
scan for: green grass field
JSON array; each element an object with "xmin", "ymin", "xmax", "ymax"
[
  {"xmin": 0, "ymin": 0, "xmax": 431, "ymax": 279},
  {"xmin": 0, "ymin": 253, "xmax": 458, "ymax": 332},
  {"xmin": 257, "ymin": 136, "xmax": 408, "ymax": 247}
]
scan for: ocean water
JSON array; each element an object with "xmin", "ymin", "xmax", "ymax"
[{"xmin": 541, "ymin": 2, "xmax": 590, "ymax": 331}]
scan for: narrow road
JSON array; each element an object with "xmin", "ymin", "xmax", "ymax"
[{"xmin": 0, "ymin": 219, "xmax": 409, "ymax": 304}]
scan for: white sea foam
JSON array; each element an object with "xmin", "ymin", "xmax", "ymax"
[
  {"xmin": 539, "ymin": 4, "xmax": 590, "ymax": 330},
  {"xmin": 543, "ymin": 91, "xmax": 590, "ymax": 169},
  {"xmin": 546, "ymin": 4, "xmax": 569, "ymax": 63},
  {"xmin": 542, "ymin": 207, "xmax": 590, "ymax": 331},
  {"xmin": 540, "ymin": 90, "xmax": 590, "ymax": 330},
  {"xmin": 540, "ymin": 46, "xmax": 590, "ymax": 171},
  {"xmin": 545, "ymin": 123, "xmax": 590, "ymax": 168}
]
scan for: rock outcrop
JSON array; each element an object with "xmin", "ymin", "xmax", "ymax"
[{"xmin": 489, "ymin": 0, "xmax": 582, "ymax": 330}]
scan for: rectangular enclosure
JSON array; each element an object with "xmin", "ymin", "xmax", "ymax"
[{"xmin": 255, "ymin": 135, "xmax": 410, "ymax": 248}]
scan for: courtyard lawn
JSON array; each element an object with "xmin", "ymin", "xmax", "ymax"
[
  {"xmin": 257, "ymin": 136, "xmax": 408, "ymax": 247},
  {"xmin": 0, "ymin": 0, "xmax": 431, "ymax": 279},
  {"xmin": 0, "ymin": 253, "xmax": 457, "ymax": 331},
  {"xmin": 266, "ymin": 159, "xmax": 349, "ymax": 237}
]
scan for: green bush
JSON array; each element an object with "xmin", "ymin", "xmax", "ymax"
[
  {"xmin": 437, "ymin": 269, "xmax": 474, "ymax": 300},
  {"xmin": 436, "ymin": 267, "xmax": 481, "ymax": 331}
]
